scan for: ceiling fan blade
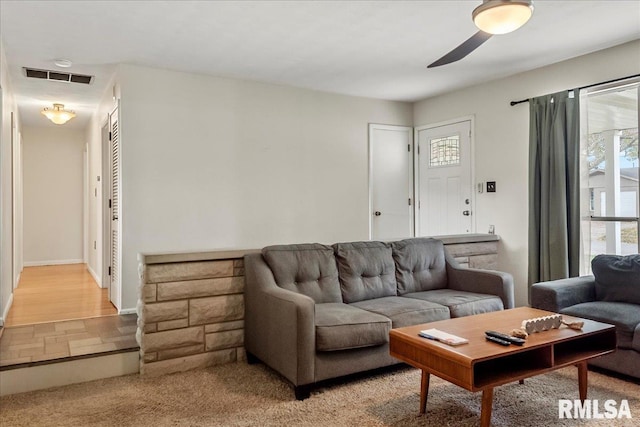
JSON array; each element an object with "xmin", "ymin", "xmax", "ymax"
[{"xmin": 427, "ymin": 31, "xmax": 493, "ymax": 68}]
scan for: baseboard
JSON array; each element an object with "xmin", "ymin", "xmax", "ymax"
[
  {"xmin": 119, "ymin": 307, "xmax": 137, "ymax": 315},
  {"xmin": 0, "ymin": 293, "xmax": 14, "ymax": 327},
  {"xmin": 0, "ymin": 351, "xmax": 139, "ymax": 396},
  {"xmin": 23, "ymin": 259, "xmax": 84, "ymax": 267},
  {"xmin": 87, "ymin": 265, "xmax": 102, "ymax": 287}
]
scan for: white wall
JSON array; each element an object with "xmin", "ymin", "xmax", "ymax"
[
  {"xmin": 0, "ymin": 36, "xmax": 20, "ymax": 325},
  {"xmin": 85, "ymin": 75, "xmax": 119, "ymax": 286},
  {"xmin": 413, "ymin": 40, "xmax": 640, "ymax": 307},
  {"xmin": 22, "ymin": 127, "xmax": 85, "ymax": 265},
  {"xmin": 116, "ymin": 64, "xmax": 412, "ymax": 310}
]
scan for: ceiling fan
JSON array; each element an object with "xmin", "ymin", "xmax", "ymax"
[{"xmin": 428, "ymin": 0, "xmax": 534, "ymax": 68}]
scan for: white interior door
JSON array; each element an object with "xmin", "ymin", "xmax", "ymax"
[
  {"xmin": 369, "ymin": 124, "xmax": 414, "ymax": 240},
  {"xmin": 416, "ymin": 120, "xmax": 472, "ymax": 236},
  {"xmin": 108, "ymin": 106, "xmax": 121, "ymax": 309}
]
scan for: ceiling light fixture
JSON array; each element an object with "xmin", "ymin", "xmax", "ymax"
[
  {"xmin": 41, "ymin": 103, "xmax": 76, "ymax": 125},
  {"xmin": 472, "ymin": 0, "xmax": 534, "ymax": 35},
  {"xmin": 54, "ymin": 59, "xmax": 72, "ymax": 68}
]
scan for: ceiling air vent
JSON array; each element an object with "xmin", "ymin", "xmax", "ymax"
[
  {"xmin": 25, "ymin": 68, "xmax": 48, "ymax": 79},
  {"xmin": 23, "ymin": 67, "xmax": 93, "ymax": 85},
  {"xmin": 70, "ymin": 74, "xmax": 92, "ymax": 84}
]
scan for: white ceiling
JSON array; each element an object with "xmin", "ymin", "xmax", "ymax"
[{"xmin": 1, "ymin": 1, "xmax": 639, "ymax": 130}]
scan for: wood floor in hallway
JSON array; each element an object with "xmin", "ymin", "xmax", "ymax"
[{"xmin": 4, "ymin": 264, "xmax": 117, "ymax": 327}]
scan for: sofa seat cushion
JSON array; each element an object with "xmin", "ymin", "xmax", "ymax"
[
  {"xmin": 350, "ymin": 296, "xmax": 449, "ymax": 328},
  {"xmin": 403, "ymin": 289, "xmax": 504, "ymax": 317},
  {"xmin": 634, "ymin": 324, "xmax": 640, "ymax": 353},
  {"xmin": 592, "ymin": 254, "xmax": 640, "ymax": 305},
  {"xmin": 333, "ymin": 241, "xmax": 397, "ymax": 303},
  {"xmin": 391, "ymin": 238, "xmax": 448, "ymax": 294},
  {"xmin": 315, "ymin": 303, "xmax": 391, "ymax": 352},
  {"xmin": 262, "ymin": 243, "xmax": 342, "ymax": 304},
  {"xmin": 560, "ymin": 302, "xmax": 640, "ymax": 350}
]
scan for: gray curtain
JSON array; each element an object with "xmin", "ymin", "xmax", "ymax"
[{"xmin": 528, "ymin": 90, "xmax": 580, "ymax": 291}]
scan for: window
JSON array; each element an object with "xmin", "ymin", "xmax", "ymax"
[
  {"xmin": 580, "ymin": 80, "xmax": 639, "ymax": 273},
  {"xmin": 429, "ymin": 135, "xmax": 460, "ymax": 167}
]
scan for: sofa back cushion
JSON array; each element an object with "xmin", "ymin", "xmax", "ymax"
[
  {"xmin": 262, "ymin": 243, "xmax": 342, "ymax": 304},
  {"xmin": 592, "ymin": 254, "xmax": 640, "ymax": 305},
  {"xmin": 391, "ymin": 238, "xmax": 447, "ymax": 295},
  {"xmin": 333, "ymin": 241, "xmax": 397, "ymax": 303}
]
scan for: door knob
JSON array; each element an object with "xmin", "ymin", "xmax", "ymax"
[
  {"xmin": 462, "ymin": 210, "xmax": 470, "ymax": 216},
  {"xmin": 374, "ymin": 211, "xmax": 382, "ymax": 216}
]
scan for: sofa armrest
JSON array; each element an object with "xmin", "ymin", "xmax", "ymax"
[
  {"xmin": 530, "ymin": 276, "xmax": 596, "ymax": 313},
  {"xmin": 445, "ymin": 254, "xmax": 515, "ymax": 309},
  {"xmin": 244, "ymin": 253, "xmax": 315, "ymax": 386}
]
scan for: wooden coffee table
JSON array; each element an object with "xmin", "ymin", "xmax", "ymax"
[{"xmin": 389, "ymin": 307, "xmax": 616, "ymax": 426}]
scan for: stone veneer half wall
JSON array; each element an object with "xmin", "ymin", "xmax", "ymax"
[{"xmin": 137, "ymin": 235, "xmax": 499, "ymax": 376}]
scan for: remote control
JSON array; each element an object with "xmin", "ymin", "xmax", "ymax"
[
  {"xmin": 485, "ymin": 330, "xmax": 526, "ymax": 346},
  {"xmin": 486, "ymin": 335, "xmax": 511, "ymax": 346}
]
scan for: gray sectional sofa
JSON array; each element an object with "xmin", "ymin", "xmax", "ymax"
[
  {"xmin": 531, "ymin": 254, "xmax": 640, "ymax": 380},
  {"xmin": 244, "ymin": 237, "xmax": 514, "ymax": 399}
]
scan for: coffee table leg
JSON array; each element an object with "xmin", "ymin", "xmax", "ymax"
[
  {"xmin": 420, "ymin": 370, "xmax": 430, "ymax": 414},
  {"xmin": 577, "ymin": 361, "xmax": 588, "ymax": 401},
  {"xmin": 480, "ymin": 387, "xmax": 494, "ymax": 427}
]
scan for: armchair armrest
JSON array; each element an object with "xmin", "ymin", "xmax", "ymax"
[
  {"xmin": 244, "ymin": 253, "xmax": 315, "ymax": 386},
  {"xmin": 530, "ymin": 276, "xmax": 596, "ymax": 313},
  {"xmin": 445, "ymin": 254, "xmax": 515, "ymax": 309}
]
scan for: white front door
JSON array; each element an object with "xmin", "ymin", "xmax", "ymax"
[
  {"xmin": 369, "ymin": 124, "xmax": 414, "ymax": 240},
  {"xmin": 416, "ymin": 120, "xmax": 473, "ymax": 236}
]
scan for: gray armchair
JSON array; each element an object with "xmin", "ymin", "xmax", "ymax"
[{"xmin": 531, "ymin": 254, "xmax": 640, "ymax": 379}]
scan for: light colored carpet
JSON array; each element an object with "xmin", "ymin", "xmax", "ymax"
[{"xmin": 1, "ymin": 362, "xmax": 639, "ymax": 426}]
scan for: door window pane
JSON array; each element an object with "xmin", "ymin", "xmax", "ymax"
[{"xmin": 429, "ymin": 135, "xmax": 460, "ymax": 167}]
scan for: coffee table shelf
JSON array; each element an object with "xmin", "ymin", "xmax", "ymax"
[
  {"xmin": 553, "ymin": 331, "xmax": 616, "ymax": 366},
  {"xmin": 473, "ymin": 346, "xmax": 551, "ymax": 388}
]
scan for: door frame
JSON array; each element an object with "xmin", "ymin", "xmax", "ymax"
[
  {"xmin": 101, "ymin": 102, "xmax": 122, "ymax": 310},
  {"xmin": 368, "ymin": 123, "xmax": 415, "ymax": 240},
  {"xmin": 414, "ymin": 115, "xmax": 476, "ymax": 236},
  {"xmin": 101, "ymin": 118, "xmax": 110, "ymax": 295},
  {"xmin": 83, "ymin": 142, "xmax": 89, "ymax": 267},
  {"xmin": 10, "ymin": 111, "xmax": 17, "ymax": 290}
]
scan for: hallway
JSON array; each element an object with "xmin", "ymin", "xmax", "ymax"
[{"xmin": 5, "ymin": 264, "xmax": 117, "ymax": 327}]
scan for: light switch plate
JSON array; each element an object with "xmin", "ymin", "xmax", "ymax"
[{"xmin": 487, "ymin": 181, "xmax": 496, "ymax": 193}]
